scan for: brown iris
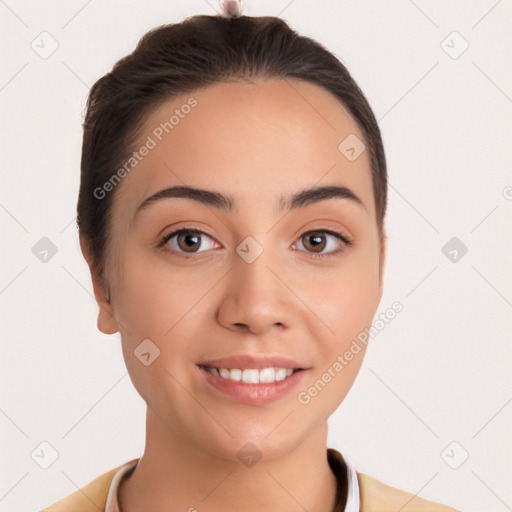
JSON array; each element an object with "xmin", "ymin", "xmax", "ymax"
[{"xmin": 302, "ymin": 231, "xmax": 327, "ymax": 253}]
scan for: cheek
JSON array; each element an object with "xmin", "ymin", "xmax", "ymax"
[
  {"xmin": 295, "ymin": 256, "xmax": 379, "ymax": 417},
  {"xmin": 114, "ymin": 247, "xmax": 204, "ymax": 334},
  {"xmin": 114, "ymin": 253, "xmax": 206, "ymax": 409},
  {"xmin": 113, "ymin": 249, "xmax": 216, "ymax": 378},
  {"xmin": 327, "ymin": 268, "xmax": 379, "ymax": 332},
  {"xmin": 307, "ymin": 250, "xmax": 381, "ymax": 344}
]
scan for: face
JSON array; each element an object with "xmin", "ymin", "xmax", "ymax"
[{"xmin": 84, "ymin": 78, "xmax": 387, "ymax": 461}]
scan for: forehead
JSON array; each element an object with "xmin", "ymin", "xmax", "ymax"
[{"xmin": 111, "ymin": 78, "xmax": 375, "ymax": 223}]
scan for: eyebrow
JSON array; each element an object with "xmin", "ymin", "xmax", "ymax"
[{"xmin": 133, "ymin": 184, "xmax": 366, "ymax": 219}]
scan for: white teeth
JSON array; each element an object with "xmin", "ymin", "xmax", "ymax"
[
  {"xmin": 229, "ymin": 368, "xmax": 242, "ymax": 381},
  {"xmin": 275, "ymin": 368, "xmax": 287, "ymax": 381},
  {"xmin": 259, "ymin": 367, "xmax": 275, "ymax": 383},
  {"xmin": 242, "ymin": 369, "xmax": 259, "ymax": 383},
  {"xmin": 205, "ymin": 366, "xmax": 296, "ymax": 383},
  {"xmin": 219, "ymin": 368, "xmax": 230, "ymax": 379}
]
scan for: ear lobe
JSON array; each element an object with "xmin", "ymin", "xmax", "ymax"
[{"xmin": 79, "ymin": 235, "xmax": 119, "ymax": 335}]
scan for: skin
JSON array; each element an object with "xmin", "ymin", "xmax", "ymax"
[{"xmin": 81, "ymin": 78, "xmax": 457, "ymax": 511}]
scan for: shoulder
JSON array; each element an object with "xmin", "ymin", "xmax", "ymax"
[
  {"xmin": 39, "ymin": 460, "xmax": 138, "ymax": 512},
  {"xmin": 358, "ymin": 472, "xmax": 461, "ymax": 512}
]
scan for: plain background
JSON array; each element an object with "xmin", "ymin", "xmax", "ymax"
[{"xmin": 1, "ymin": 1, "xmax": 511, "ymax": 510}]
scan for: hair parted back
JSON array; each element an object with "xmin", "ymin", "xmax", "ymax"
[{"xmin": 77, "ymin": 13, "xmax": 387, "ymax": 293}]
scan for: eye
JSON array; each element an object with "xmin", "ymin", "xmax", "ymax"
[
  {"xmin": 292, "ymin": 229, "xmax": 352, "ymax": 259},
  {"xmin": 157, "ymin": 227, "xmax": 352, "ymax": 259},
  {"xmin": 158, "ymin": 228, "xmax": 219, "ymax": 257}
]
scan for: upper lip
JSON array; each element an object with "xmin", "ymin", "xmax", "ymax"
[{"xmin": 197, "ymin": 354, "xmax": 308, "ymax": 370}]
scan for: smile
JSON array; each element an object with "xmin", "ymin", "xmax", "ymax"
[
  {"xmin": 197, "ymin": 364, "xmax": 307, "ymax": 405},
  {"xmin": 199, "ymin": 365, "xmax": 298, "ymax": 383}
]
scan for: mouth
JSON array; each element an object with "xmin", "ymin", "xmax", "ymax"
[
  {"xmin": 197, "ymin": 364, "xmax": 303, "ymax": 383},
  {"xmin": 196, "ymin": 361, "xmax": 308, "ymax": 405}
]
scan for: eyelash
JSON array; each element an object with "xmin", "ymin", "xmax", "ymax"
[{"xmin": 157, "ymin": 227, "xmax": 353, "ymax": 260}]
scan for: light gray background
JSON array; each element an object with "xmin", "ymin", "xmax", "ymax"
[{"xmin": 1, "ymin": 1, "xmax": 511, "ymax": 511}]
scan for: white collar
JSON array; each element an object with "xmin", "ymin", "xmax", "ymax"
[{"xmin": 344, "ymin": 455, "xmax": 361, "ymax": 512}]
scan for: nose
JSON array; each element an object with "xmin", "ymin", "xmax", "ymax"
[{"xmin": 216, "ymin": 248, "xmax": 295, "ymax": 336}]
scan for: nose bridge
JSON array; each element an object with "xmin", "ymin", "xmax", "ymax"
[
  {"xmin": 233, "ymin": 236, "xmax": 281, "ymax": 301},
  {"xmin": 216, "ymin": 234, "xmax": 294, "ymax": 333}
]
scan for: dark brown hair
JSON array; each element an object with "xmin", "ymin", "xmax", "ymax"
[{"xmin": 77, "ymin": 14, "xmax": 387, "ymax": 294}]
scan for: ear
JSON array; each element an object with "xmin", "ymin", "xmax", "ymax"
[
  {"xmin": 79, "ymin": 235, "xmax": 119, "ymax": 335},
  {"xmin": 378, "ymin": 231, "xmax": 388, "ymax": 303}
]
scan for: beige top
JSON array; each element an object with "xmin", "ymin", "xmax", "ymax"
[{"xmin": 39, "ymin": 449, "xmax": 460, "ymax": 511}]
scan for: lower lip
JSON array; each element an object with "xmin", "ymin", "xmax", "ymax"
[{"xmin": 197, "ymin": 366, "xmax": 307, "ymax": 405}]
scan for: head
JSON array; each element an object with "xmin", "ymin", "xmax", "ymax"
[{"xmin": 78, "ymin": 14, "xmax": 388, "ymax": 461}]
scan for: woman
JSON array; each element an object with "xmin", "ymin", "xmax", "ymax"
[{"xmin": 41, "ymin": 5, "xmax": 460, "ymax": 512}]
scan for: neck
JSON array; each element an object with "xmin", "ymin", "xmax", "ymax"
[{"xmin": 118, "ymin": 408, "xmax": 339, "ymax": 512}]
